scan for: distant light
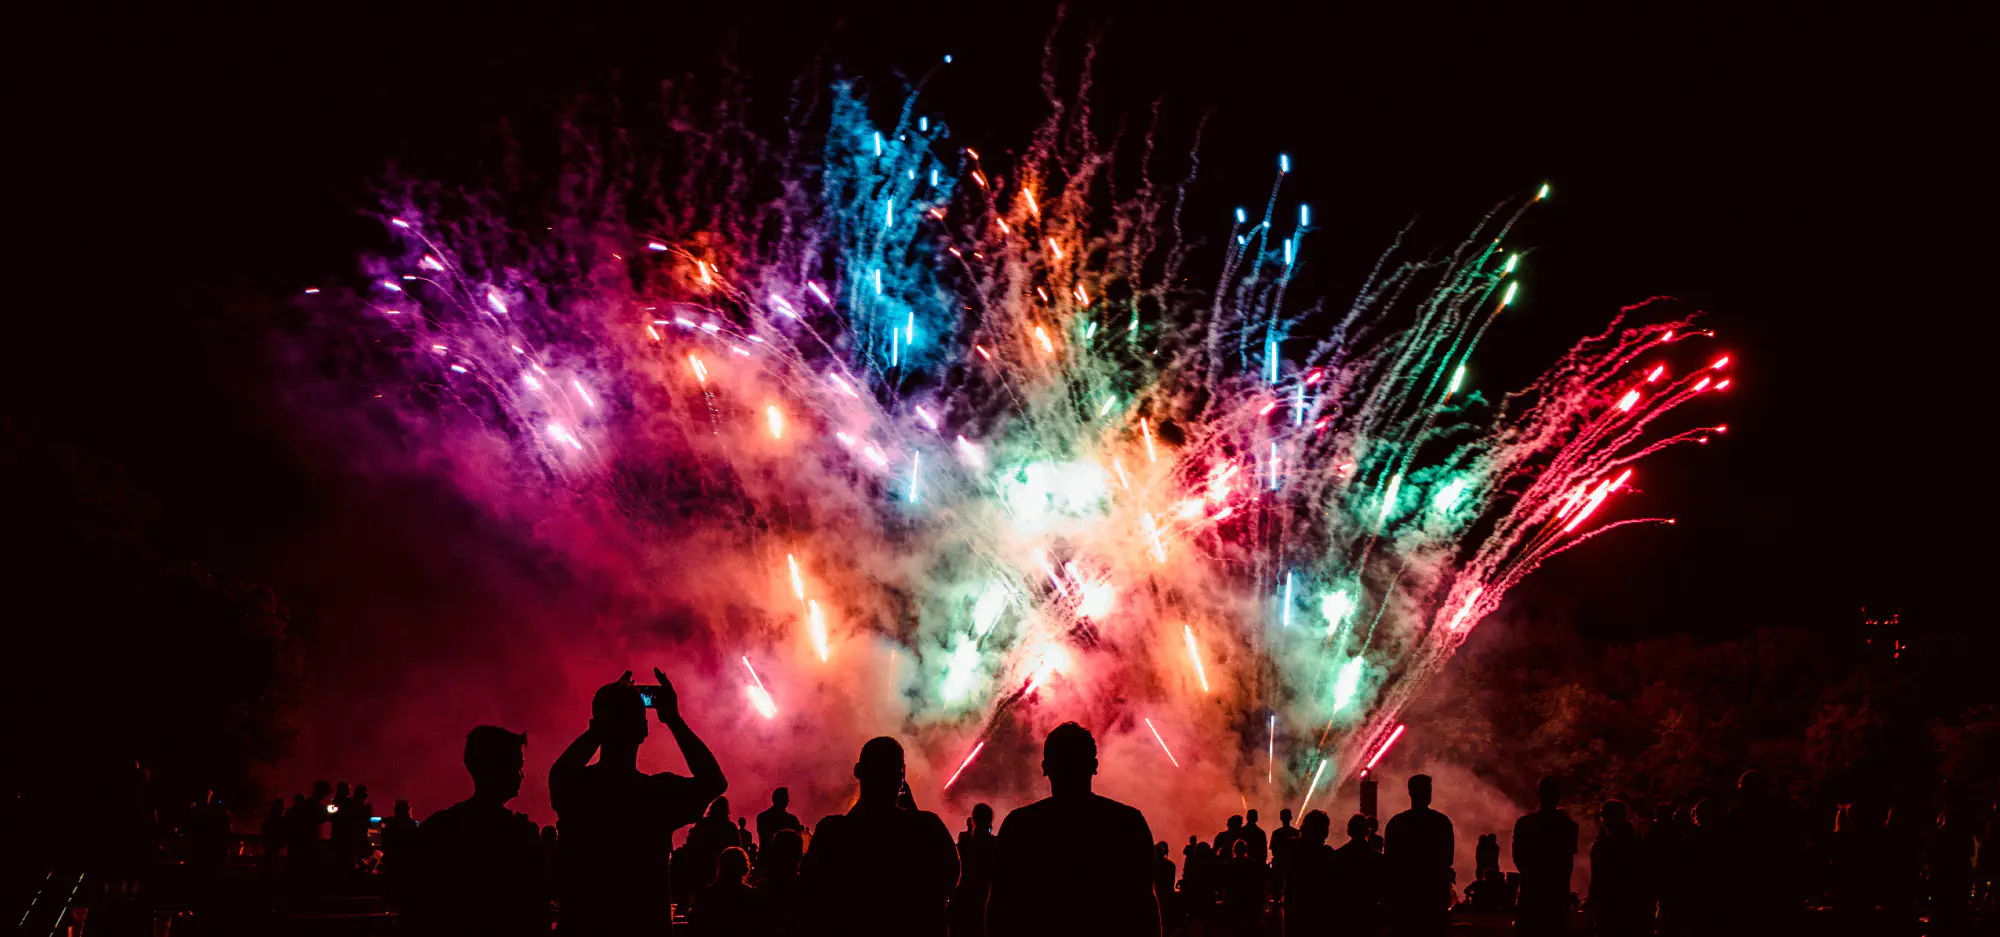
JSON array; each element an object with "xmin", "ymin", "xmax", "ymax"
[
  {"xmin": 1501, "ymin": 281, "xmax": 1519, "ymax": 306},
  {"xmin": 1299, "ymin": 204, "xmax": 1310, "ymax": 226},
  {"xmin": 920, "ymin": 116, "xmax": 929, "ymax": 132},
  {"xmin": 1279, "ymin": 153, "xmax": 1291, "ymax": 173},
  {"xmin": 944, "ymin": 54, "xmax": 953, "ymax": 63},
  {"xmin": 1536, "ymin": 182, "xmax": 1551, "ymax": 200},
  {"xmin": 646, "ymin": 241, "xmax": 669, "ymax": 251},
  {"xmin": 1235, "ymin": 207, "xmax": 1247, "ymax": 224},
  {"xmin": 390, "ymin": 218, "xmax": 410, "ymax": 229},
  {"xmin": 1502, "ymin": 253, "xmax": 1518, "ymax": 274}
]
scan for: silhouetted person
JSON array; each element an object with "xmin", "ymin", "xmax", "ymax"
[
  {"xmin": 796, "ymin": 736, "xmax": 958, "ymax": 936},
  {"xmin": 738, "ymin": 817, "xmax": 755, "ymax": 855},
  {"xmin": 1152, "ymin": 842, "xmax": 1178, "ymax": 932},
  {"xmin": 550, "ymin": 669, "xmax": 727, "ymax": 935},
  {"xmin": 285, "ymin": 782, "xmax": 332, "ymax": 886},
  {"xmin": 1222, "ymin": 839, "xmax": 1263, "ymax": 936},
  {"xmin": 754, "ymin": 828, "xmax": 805, "ymax": 934},
  {"xmin": 681, "ymin": 796, "xmax": 740, "ymax": 905},
  {"xmin": 1270, "ymin": 808, "xmax": 1300, "ymax": 894},
  {"xmin": 1588, "ymin": 800, "xmax": 1649, "ymax": 936},
  {"xmin": 1512, "ymin": 777, "xmax": 1578, "ymax": 937},
  {"xmin": 1722, "ymin": 769, "xmax": 1798, "ymax": 935},
  {"xmin": 1475, "ymin": 833, "xmax": 1499, "ymax": 881},
  {"xmin": 405, "ymin": 725, "xmax": 548, "ymax": 936},
  {"xmin": 1384, "ymin": 774, "xmax": 1454, "ymax": 937},
  {"xmin": 1329, "ymin": 812, "xmax": 1388, "ymax": 934},
  {"xmin": 1646, "ymin": 803, "xmax": 1688, "ymax": 936},
  {"xmin": 1241, "ymin": 809, "xmax": 1269, "ymax": 868},
  {"xmin": 988, "ymin": 722, "xmax": 1160, "ymax": 937},
  {"xmin": 260, "ymin": 798, "xmax": 287, "ymax": 874},
  {"xmin": 757, "ymin": 788, "xmax": 804, "ymax": 850},
  {"xmin": 1282, "ymin": 810, "xmax": 1336, "ymax": 937},
  {"xmin": 952, "ymin": 803, "xmax": 998, "ymax": 937},
  {"xmin": 693, "ymin": 846, "xmax": 757, "ymax": 937},
  {"xmin": 1214, "ymin": 815, "xmax": 1244, "ymax": 858},
  {"xmin": 380, "ymin": 799, "xmax": 419, "ymax": 883}
]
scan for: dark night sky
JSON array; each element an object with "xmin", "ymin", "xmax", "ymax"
[{"xmin": 7, "ymin": 2, "xmax": 1990, "ymax": 666}]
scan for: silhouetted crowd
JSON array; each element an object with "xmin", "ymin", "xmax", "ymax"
[{"xmin": 85, "ymin": 669, "xmax": 2000, "ymax": 936}]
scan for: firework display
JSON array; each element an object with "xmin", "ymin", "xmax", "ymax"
[{"xmin": 309, "ymin": 71, "xmax": 1729, "ymax": 810}]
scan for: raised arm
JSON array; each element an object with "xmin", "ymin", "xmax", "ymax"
[{"xmin": 653, "ymin": 668, "xmax": 727, "ymax": 801}]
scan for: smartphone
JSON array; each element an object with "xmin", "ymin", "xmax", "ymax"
[{"xmin": 634, "ymin": 685, "xmax": 665, "ymax": 708}]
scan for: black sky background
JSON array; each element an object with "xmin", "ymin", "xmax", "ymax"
[{"xmin": 7, "ymin": 2, "xmax": 1991, "ymax": 684}]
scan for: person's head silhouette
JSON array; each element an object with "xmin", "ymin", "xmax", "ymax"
[
  {"xmin": 1246, "ymin": 808, "xmax": 1260, "ymax": 826},
  {"xmin": 715, "ymin": 846, "xmax": 751, "ymax": 887},
  {"xmin": 1227, "ymin": 815, "xmax": 1243, "ymax": 831},
  {"xmin": 707, "ymin": 795, "xmax": 730, "ymax": 820},
  {"xmin": 772, "ymin": 787, "xmax": 789, "ymax": 809},
  {"xmin": 1408, "ymin": 774, "xmax": 1433, "ymax": 809},
  {"xmin": 591, "ymin": 679, "xmax": 648, "ymax": 749},
  {"xmin": 971, "ymin": 802, "xmax": 994, "ymax": 833},
  {"xmin": 1346, "ymin": 812, "xmax": 1370, "ymax": 843},
  {"xmin": 855, "ymin": 736, "xmax": 906, "ymax": 806},
  {"xmin": 1155, "ymin": 841, "xmax": 1169, "ymax": 859},
  {"xmin": 1301, "ymin": 809, "xmax": 1330, "ymax": 846},
  {"xmin": 1232, "ymin": 839, "xmax": 1249, "ymax": 858},
  {"xmin": 464, "ymin": 725, "xmax": 527, "ymax": 804},
  {"xmin": 1600, "ymin": 799, "xmax": 1629, "ymax": 830},
  {"xmin": 1537, "ymin": 776, "xmax": 1562, "ymax": 811},
  {"xmin": 762, "ymin": 828, "xmax": 805, "ymax": 878},
  {"xmin": 1279, "ymin": 808, "xmax": 1293, "ymax": 829},
  {"xmin": 393, "ymin": 799, "xmax": 411, "ymax": 820},
  {"xmin": 1041, "ymin": 721, "xmax": 1098, "ymax": 796}
]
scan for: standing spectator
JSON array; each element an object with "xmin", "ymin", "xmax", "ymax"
[
  {"xmin": 1384, "ymin": 774, "xmax": 1454, "ymax": 937},
  {"xmin": 757, "ymin": 788, "xmax": 804, "ymax": 849},
  {"xmin": 754, "ymin": 828, "xmax": 806, "ymax": 934},
  {"xmin": 952, "ymin": 803, "xmax": 998, "ymax": 937},
  {"xmin": 380, "ymin": 799, "xmax": 419, "ymax": 883},
  {"xmin": 1240, "ymin": 809, "xmax": 1269, "ymax": 868},
  {"xmin": 1474, "ymin": 833, "xmax": 1499, "ymax": 882},
  {"xmin": 691, "ymin": 847, "xmax": 757, "ymax": 937},
  {"xmin": 796, "ymin": 736, "xmax": 958, "ymax": 936},
  {"xmin": 404, "ymin": 725, "xmax": 548, "ymax": 937},
  {"xmin": 1282, "ymin": 810, "xmax": 1336, "ymax": 937},
  {"xmin": 1588, "ymin": 800, "xmax": 1650, "ymax": 936},
  {"xmin": 550, "ymin": 669, "xmax": 727, "ymax": 935},
  {"xmin": 1269, "ymin": 809, "xmax": 1300, "ymax": 895},
  {"xmin": 1329, "ymin": 813, "xmax": 1388, "ymax": 934},
  {"xmin": 1213, "ymin": 816, "xmax": 1244, "ymax": 859},
  {"xmin": 988, "ymin": 722, "xmax": 1160, "ymax": 937},
  {"xmin": 259, "ymin": 798, "xmax": 287, "ymax": 875},
  {"xmin": 1512, "ymin": 777, "xmax": 1578, "ymax": 937},
  {"xmin": 1152, "ymin": 842, "xmax": 1178, "ymax": 934},
  {"xmin": 680, "ymin": 797, "xmax": 741, "ymax": 907}
]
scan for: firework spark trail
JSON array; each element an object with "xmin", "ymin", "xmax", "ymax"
[{"xmin": 312, "ymin": 61, "xmax": 1729, "ymax": 811}]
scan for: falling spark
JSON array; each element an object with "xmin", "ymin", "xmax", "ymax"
[
  {"xmin": 807, "ymin": 600, "xmax": 830, "ymax": 661},
  {"xmin": 1140, "ymin": 418, "xmax": 1157, "ymax": 463},
  {"xmin": 1364, "ymin": 723, "xmax": 1408, "ymax": 772},
  {"xmin": 944, "ymin": 741, "xmax": 987, "ymax": 789},
  {"xmin": 786, "ymin": 554, "xmax": 806, "ymax": 601},
  {"xmin": 1299, "ymin": 757, "xmax": 1328, "ymax": 813},
  {"xmin": 742, "ymin": 657, "xmax": 777, "ymax": 719},
  {"xmin": 1184, "ymin": 625, "xmax": 1210, "ymax": 693},
  {"xmin": 1144, "ymin": 718, "xmax": 1182, "ymax": 768},
  {"xmin": 766, "ymin": 405, "xmax": 785, "ymax": 439}
]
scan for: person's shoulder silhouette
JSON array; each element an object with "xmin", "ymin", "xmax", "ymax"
[
  {"xmin": 987, "ymin": 722, "xmax": 1159, "ymax": 937},
  {"xmin": 796, "ymin": 736, "xmax": 958, "ymax": 937},
  {"xmin": 406, "ymin": 726, "xmax": 547, "ymax": 937}
]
